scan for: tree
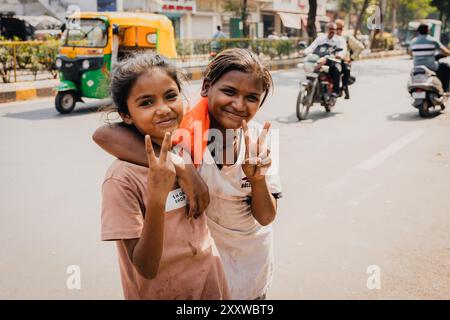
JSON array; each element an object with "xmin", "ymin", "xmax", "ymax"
[
  {"xmin": 242, "ymin": 0, "xmax": 249, "ymax": 37},
  {"xmin": 431, "ymin": 0, "xmax": 450, "ymax": 32},
  {"xmin": 224, "ymin": 0, "xmax": 249, "ymax": 37},
  {"xmin": 307, "ymin": 0, "xmax": 317, "ymax": 41},
  {"xmin": 354, "ymin": 0, "xmax": 370, "ymax": 37},
  {"xmin": 397, "ymin": 0, "xmax": 436, "ymax": 32}
]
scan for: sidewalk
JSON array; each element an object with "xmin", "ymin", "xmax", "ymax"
[{"xmin": 0, "ymin": 50, "xmax": 406, "ymax": 104}]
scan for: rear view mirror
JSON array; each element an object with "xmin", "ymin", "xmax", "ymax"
[{"xmin": 112, "ymin": 24, "xmax": 119, "ymax": 35}]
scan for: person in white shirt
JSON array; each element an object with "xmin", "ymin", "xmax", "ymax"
[{"xmin": 302, "ymin": 22, "xmax": 347, "ymax": 95}]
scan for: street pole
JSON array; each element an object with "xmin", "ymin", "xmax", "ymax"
[{"xmin": 242, "ymin": 0, "xmax": 248, "ymax": 37}]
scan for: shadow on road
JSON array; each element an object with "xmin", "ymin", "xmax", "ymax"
[
  {"xmin": 2, "ymin": 101, "xmax": 111, "ymax": 121},
  {"xmin": 274, "ymin": 110, "xmax": 342, "ymax": 124},
  {"xmin": 386, "ymin": 111, "xmax": 443, "ymax": 122}
]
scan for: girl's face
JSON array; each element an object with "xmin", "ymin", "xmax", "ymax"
[
  {"xmin": 121, "ymin": 67, "xmax": 183, "ymax": 143},
  {"xmin": 201, "ymin": 70, "xmax": 264, "ymax": 130}
]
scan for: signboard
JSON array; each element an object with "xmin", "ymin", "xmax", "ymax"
[
  {"xmin": 97, "ymin": 0, "xmax": 116, "ymax": 11},
  {"xmin": 161, "ymin": 0, "xmax": 196, "ymax": 13}
]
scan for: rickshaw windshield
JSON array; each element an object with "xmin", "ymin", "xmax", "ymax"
[{"xmin": 62, "ymin": 19, "xmax": 107, "ymax": 48}]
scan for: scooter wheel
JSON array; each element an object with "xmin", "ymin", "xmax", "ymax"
[{"xmin": 418, "ymin": 100, "xmax": 430, "ymax": 118}]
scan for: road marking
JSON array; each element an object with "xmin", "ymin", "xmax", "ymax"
[
  {"xmin": 356, "ymin": 129, "xmax": 425, "ymax": 171},
  {"xmin": 322, "ymin": 130, "xmax": 424, "ymax": 193}
]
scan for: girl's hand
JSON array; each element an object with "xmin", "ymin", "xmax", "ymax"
[
  {"xmin": 145, "ymin": 133, "xmax": 176, "ymax": 197},
  {"xmin": 241, "ymin": 120, "xmax": 272, "ymax": 183},
  {"xmin": 175, "ymin": 160, "xmax": 210, "ymax": 220}
]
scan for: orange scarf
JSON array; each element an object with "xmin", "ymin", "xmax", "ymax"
[{"xmin": 174, "ymin": 97, "xmax": 210, "ymax": 165}]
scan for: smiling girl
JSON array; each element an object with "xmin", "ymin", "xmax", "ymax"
[
  {"xmin": 94, "ymin": 49, "xmax": 282, "ymax": 300},
  {"xmin": 100, "ymin": 53, "xmax": 229, "ymax": 300}
]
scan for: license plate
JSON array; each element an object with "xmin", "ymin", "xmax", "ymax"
[{"xmin": 412, "ymin": 91, "xmax": 426, "ymax": 99}]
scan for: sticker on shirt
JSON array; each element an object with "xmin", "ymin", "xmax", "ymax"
[
  {"xmin": 165, "ymin": 188, "xmax": 187, "ymax": 212},
  {"xmin": 241, "ymin": 177, "xmax": 251, "ymax": 189}
]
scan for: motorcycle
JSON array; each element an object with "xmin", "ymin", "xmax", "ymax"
[
  {"xmin": 296, "ymin": 43, "xmax": 343, "ymax": 121},
  {"xmin": 407, "ymin": 55, "xmax": 448, "ymax": 117}
]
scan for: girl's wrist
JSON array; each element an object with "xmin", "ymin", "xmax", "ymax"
[
  {"xmin": 147, "ymin": 192, "xmax": 167, "ymax": 209},
  {"xmin": 248, "ymin": 176, "xmax": 266, "ymax": 185}
]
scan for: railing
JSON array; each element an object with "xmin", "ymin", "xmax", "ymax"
[
  {"xmin": 176, "ymin": 37, "xmax": 306, "ymax": 65},
  {"xmin": 0, "ymin": 40, "xmax": 60, "ymax": 83},
  {"xmin": 0, "ymin": 37, "xmax": 306, "ymax": 83}
]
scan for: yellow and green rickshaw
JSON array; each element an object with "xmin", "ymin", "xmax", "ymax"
[{"xmin": 55, "ymin": 11, "xmax": 177, "ymax": 114}]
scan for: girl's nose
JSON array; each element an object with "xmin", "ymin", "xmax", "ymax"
[
  {"xmin": 155, "ymin": 103, "xmax": 171, "ymax": 115},
  {"xmin": 232, "ymin": 96, "xmax": 246, "ymax": 112}
]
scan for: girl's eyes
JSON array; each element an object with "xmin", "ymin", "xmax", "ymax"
[
  {"xmin": 140, "ymin": 99, "xmax": 153, "ymax": 107},
  {"xmin": 221, "ymin": 89, "xmax": 235, "ymax": 96},
  {"xmin": 247, "ymin": 95, "xmax": 259, "ymax": 103},
  {"xmin": 139, "ymin": 94, "xmax": 178, "ymax": 107},
  {"xmin": 166, "ymin": 93, "xmax": 178, "ymax": 101}
]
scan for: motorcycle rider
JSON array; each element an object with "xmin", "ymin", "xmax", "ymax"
[
  {"xmin": 411, "ymin": 24, "xmax": 450, "ymax": 93},
  {"xmin": 301, "ymin": 22, "xmax": 347, "ymax": 97},
  {"xmin": 335, "ymin": 19, "xmax": 364, "ymax": 99}
]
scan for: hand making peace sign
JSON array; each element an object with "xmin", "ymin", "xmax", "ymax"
[
  {"xmin": 145, "ymin": 132, "xmax": 177, "ymax": 196},
  {"xmin": 241, "ymin": 120, "xmax": 272, "ymax": 183}
]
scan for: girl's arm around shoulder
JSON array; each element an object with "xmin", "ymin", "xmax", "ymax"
[{"xmin": 92, "ymin": 123, "xmax": 148, "ymax": 167}]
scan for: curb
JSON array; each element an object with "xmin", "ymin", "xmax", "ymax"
[
  {"xmin": 0, "ymin": 87, "xmax": 55, "ymax": 104},
  {"xmin": 0, "ymin": 51, "xmax": 406, "ymax": 104}
]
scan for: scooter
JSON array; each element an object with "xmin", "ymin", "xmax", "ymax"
[{"xmin": 407, "ymin": 55, "xmax": 448, "ymax": 117}]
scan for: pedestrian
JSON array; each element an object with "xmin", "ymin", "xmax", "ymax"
[
  {"xmin": 268, "ymin": 31, "xmax": 279, "ymax": 40},
  {"xmin": 100, "ymin": 52, "xmax": 230, "ymax": 300},
  {"xmin": 213, "ymin": 25, "xmax": 226, "ymax": 39},
  {"xmin": 93, "ymin": 48, "xmax": 282, "ymax": 300}
]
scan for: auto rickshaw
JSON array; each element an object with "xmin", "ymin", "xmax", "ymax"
[{"xmin": 55, "ymin": 12, "xmax": 177, "ymax": 114}]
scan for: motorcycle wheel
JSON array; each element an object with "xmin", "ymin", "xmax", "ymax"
[{"xmin": 296, "ymin": 87, "xmax": 312, "ymax": 121}]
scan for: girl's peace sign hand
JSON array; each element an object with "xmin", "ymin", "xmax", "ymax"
[
  {"xmin": 241, "ymin": 120, "xmax": 272, "ymax": 183},
  {"xmin": 145, "ymin": 132, "xmax": 176, "ymax": 196}
]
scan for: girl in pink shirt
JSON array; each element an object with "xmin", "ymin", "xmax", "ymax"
[{"xmin": 100, "ymin": 52, "xmax": 229, "ymax": 300}]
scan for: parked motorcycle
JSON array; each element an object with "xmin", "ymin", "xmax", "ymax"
[
  {"xmin": 407, "ymin": 55, "xmax": 448, "ymax": 117},
  {"xmin": 296, "ymin": 43, "xmax": 343, "ymax": 121}
]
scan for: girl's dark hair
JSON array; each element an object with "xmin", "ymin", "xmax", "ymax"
[
  {"xmin": 110, "ymin": 51, "xmax": 184, "ymax": 115},
  {"xmin": 203, "ymin": 48, "xmax": 273, "ymax": 106}
]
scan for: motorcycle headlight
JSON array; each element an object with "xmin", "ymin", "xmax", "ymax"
[
  {"xmin": 82, "ymin": 59, "xmax": 90, "ymax": 70},
  {"xmin": 55, "ymin": 59, "xmax": 62, "ymax": 69}
]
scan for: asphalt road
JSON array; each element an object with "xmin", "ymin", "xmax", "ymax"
[{"xmin": 0, "ymin": 56, "xmax": 449, "ymax": 299}]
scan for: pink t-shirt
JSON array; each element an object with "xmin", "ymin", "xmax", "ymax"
[{"xmin": 101, "ymin": 159, "xmax": 230, "ymax": 300}]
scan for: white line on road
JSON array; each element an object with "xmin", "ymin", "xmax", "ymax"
[
  {"xmin": 322, "ymin": 129, "xmax": 425, "ymax": 193},
  {"xmin": 356, "ymin": 129, "xmax": 425, "ymax": 171}
]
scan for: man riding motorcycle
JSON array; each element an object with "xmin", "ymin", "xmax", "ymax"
[
  {"xmin": 335, "ymin": 19, "xmax": 364, "ymax": 99},
  {"xmin": 411, "ymin": 24, "xmax": 450, "ymax": 93},
  {"xmin": 301, "ymin": 22, "xmax": 347, "ymax": 97}
]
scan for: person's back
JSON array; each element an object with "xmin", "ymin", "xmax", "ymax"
[
  {"xmin": 411, "ymin": 34, "xmax": 440, "ymax": 71},
  {"xmin": 213, "ymin": 26, "xmax": 226, "ymax": 39}
]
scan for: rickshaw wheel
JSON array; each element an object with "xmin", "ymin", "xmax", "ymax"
[{"xmin": 55, "ymin": 91, "xmax": 76, "ymax": 114}]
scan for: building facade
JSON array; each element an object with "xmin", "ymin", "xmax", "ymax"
[{"xmin": 2, "ymin": 0, "xmax": 339, "ymax": 39}]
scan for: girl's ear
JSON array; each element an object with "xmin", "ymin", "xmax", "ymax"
[
  {"xmin": 200, "ymin": 80, "xmax": 210, "ymax": 97},
  {"xmin": 120, "ymin": 112, "xmax": 133, "ymax": 125}
]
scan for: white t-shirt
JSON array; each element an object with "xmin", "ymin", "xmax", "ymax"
[
  {"xmin": 304, "ymin": 34, "xmax": 347, "ymax": 59},
  {"xmin": 198, "ymin": 122, "xmax": 282, "ymax": 300}
]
